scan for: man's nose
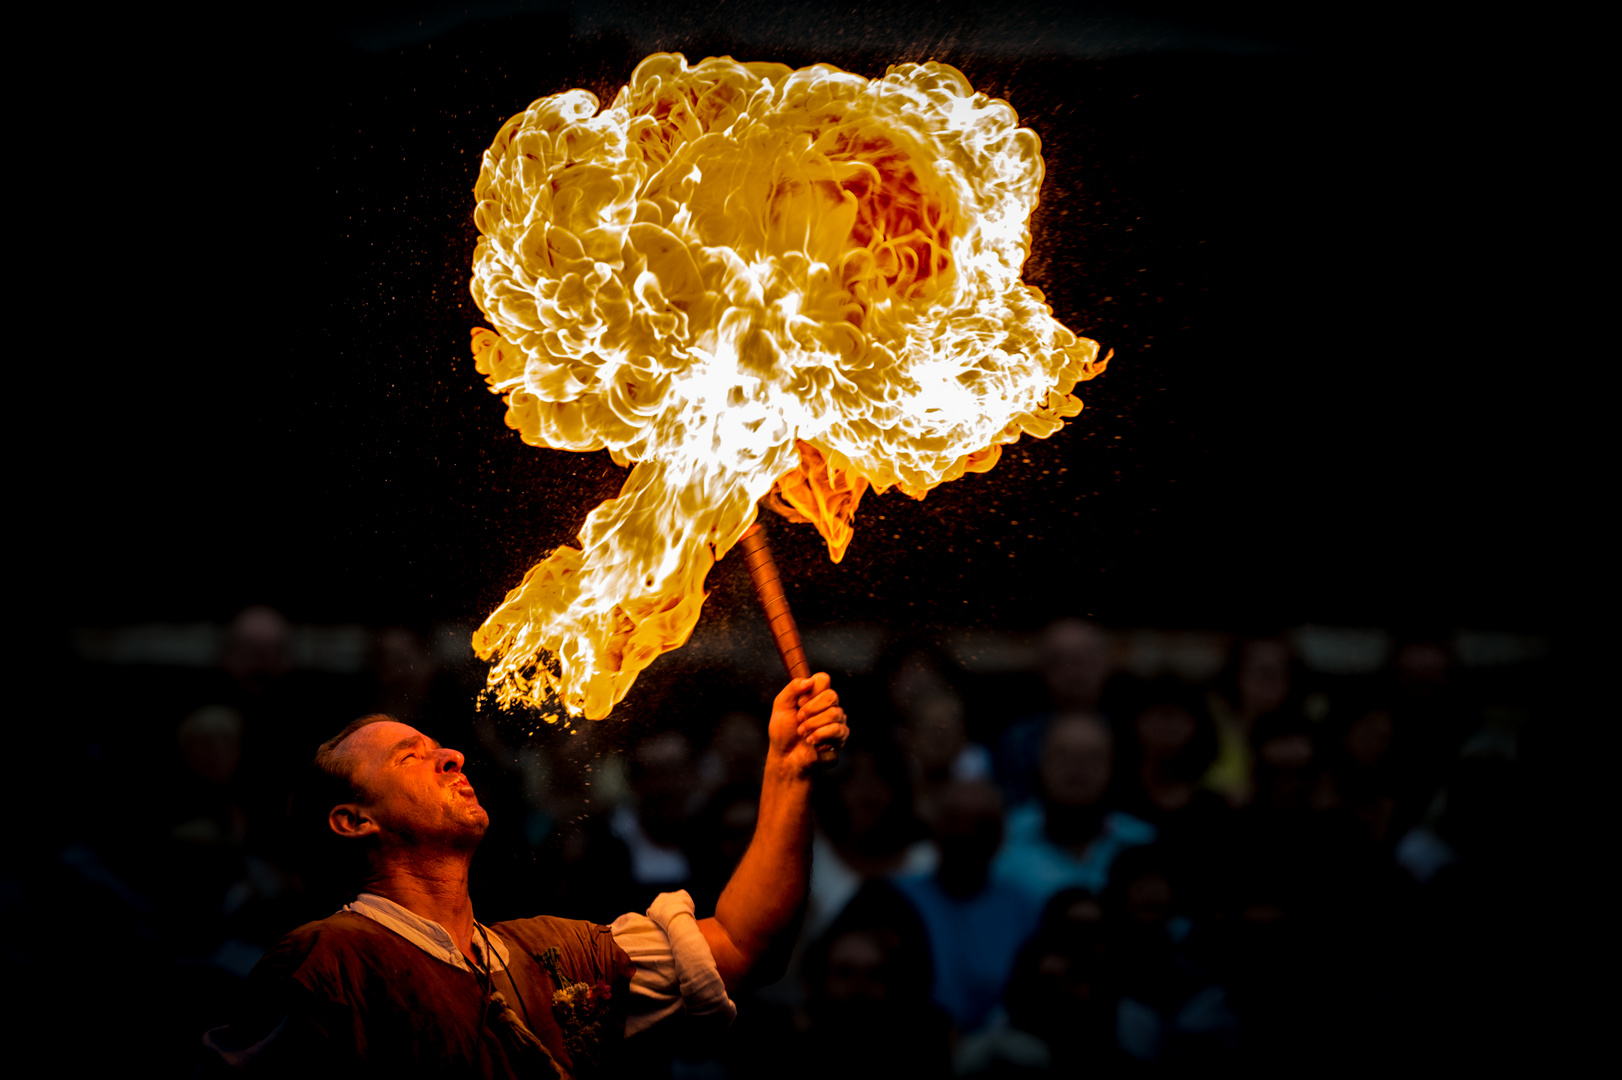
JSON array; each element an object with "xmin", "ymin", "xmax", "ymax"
[{"xmin": 437, "ymin": 747, "xmax": 466, "ymax": 772}]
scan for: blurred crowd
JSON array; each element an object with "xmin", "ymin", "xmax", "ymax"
[{"xmin": 13, "ymin": 609, "xmax": 1541, "ymax": 1074}]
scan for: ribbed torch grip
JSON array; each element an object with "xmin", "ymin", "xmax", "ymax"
[{"xmin": 737, "ymin": 523, "xmax": 839, "ymax": 766}]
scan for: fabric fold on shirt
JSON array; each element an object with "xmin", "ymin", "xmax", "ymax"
[
  {"xmin": 611, "ymin": 889, "xmax": 737, "ymax": 1036},
  {"xmin": 345, "ymin": 892, "xmax": 512, "ymax": 975}
]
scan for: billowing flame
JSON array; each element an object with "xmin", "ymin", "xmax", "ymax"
[{"xmin": 469, "ymin": 53, "xmax": 1106, "ymax": 719}]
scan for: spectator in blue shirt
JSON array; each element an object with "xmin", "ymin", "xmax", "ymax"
[
  {"xmin": 993, "ymin": 712, "xmax": 1154, "ymax": 906},
  {"xmin": 894, "ymin": 780, "xmax": 1044, "ymax": 1032}
]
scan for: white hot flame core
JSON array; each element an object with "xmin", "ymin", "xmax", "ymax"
[{"xmin": 469, "ymin": 53, "xmax": 1105, "ymax": 718}]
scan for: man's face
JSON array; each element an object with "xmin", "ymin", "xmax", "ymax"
[
  {"xmin": 336, "ymin": 721, "xmax": 489, "ymax": 848},
  {"xmin": 1040, "ymin": 714, "xmax": 1113, "ymax": 808}
]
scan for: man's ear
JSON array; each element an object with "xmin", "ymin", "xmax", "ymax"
[{"xmin": 329, "ymin": 803, "xmax": 379, "ymax": 839}]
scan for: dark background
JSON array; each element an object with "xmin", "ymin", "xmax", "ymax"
[{"xmin": 37, "ymin": 0, "xmax": 1574, "ymax": 640}]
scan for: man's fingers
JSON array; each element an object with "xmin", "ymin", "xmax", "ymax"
[
  {"xmin": 776, "ymin": 677, "xmax": 815, "ymax": 708},
  {"xmin": 795, "ymin": 692, "xmax": 839, "ymax": 721},
  {"xmin": 805, "ymin": 721, "xmax": 849, "ymax": 750},
  {"xmin": 787, "ymin": 672, "xmax": 832, "ymax": 707},
  {"xmin": 797, "ymin": 708, "xmax": 847, "ymax": 740}
]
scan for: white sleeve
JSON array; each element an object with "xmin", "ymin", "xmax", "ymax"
[{"xmin": 610, "ymin": 890, "xmax": 737, "ymax": 1037}]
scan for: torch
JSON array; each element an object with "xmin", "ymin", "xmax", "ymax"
[
  {"xmin": 467, "ymin": 54, "xmax": 1107, "ymax": 724},
  {"xmin": 736, "ymin": 520, "xmax": 840, "ymax": 767}
]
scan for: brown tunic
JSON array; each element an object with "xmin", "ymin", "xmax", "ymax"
[{"xmin": 210, "ymin": 911, "xmax": 636, "ymax": 1079}]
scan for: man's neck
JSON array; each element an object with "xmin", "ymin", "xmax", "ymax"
[
  {"xmin": 1044, "ymin": 802, "xmax": 1106, "ymax": 855},
  {"xmin": 362, "ymin": 853, "xmax": 478, "ymax": 958}
]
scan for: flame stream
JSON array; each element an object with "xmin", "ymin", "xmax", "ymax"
[{"xmin": 469, "ymin": 54, "xmax": 1106, "ymax": 719}]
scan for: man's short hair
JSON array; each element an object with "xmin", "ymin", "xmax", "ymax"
[{"xmin": 291, "ymin": 714, "xmax": 394, "ymax": 900}]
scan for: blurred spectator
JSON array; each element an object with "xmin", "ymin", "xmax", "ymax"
[
  {"xmin": 173, "ymin": 705, "xmax": 248, "ymax": 843},
  {"xmin": 219, "ymin": 605, "xmax": 291, "ymax": 693},
  {"xmin": 163, "ymin": 706, "xmax": 251, "ymax": 955},
  {"xmin": 1111, "ymin": 677, "xmax": 1231, "ymax": 916},
  {"xmin": 998, "ymin": 619, "xmax": 1115, "ymax": 806},
  {"xmin": 520, "ymin": 746, "xmax": 637, "ymax": 922},
  {"xmin": 1103, "ymin": 846, "xmax": 1239, "ymax": 1067},
  {"xmin": 1207, "ymin": 704, "xmax": 1401, "ymax": 1070},
  {"xmin": 1395, "ymin": 713, "xmax": 1519, "ymax": 885},
  {"xmin": 214, "ymin": 604, "xmax": 367, "ymax": 874},
  {"xmin": 369, "ymin": 625, "xmax": 436, "ymax": 722},
  {"xmin": 1203, "ymin": 635, "xmax": 1305, "ymax": 806},
  {"xmin": 903, "ymin": 692, "xmax": 993, "ymax": 828},
  {"xmin": 609, "ymin": 731, "xmax": 698, "ymax": 906},
  {"xmin": 962, "ymin": 888, "xmax": 1120, "ymax": 1076},
  {"xmin": 888, "ymin": 645, "xmax": 960, "ymax": 715},
  {"xmin": 1386, "ymin": 634, "xmax": 1471, "ymax": 833},
  {"xmin": 1394, "ymin": 707, "xmax": 1530, "ymax": 1071},
  {"xmin": 696, "ymin": 709, "xmax": 769, "ymax": 798},
  {"xmin": 886, "ymin": 646, "xmax": 991, "ymax": 824},
  {"xmin": 893, "ymin": 780, "xmax": 1043, "ymax": 1034},
  {"xmin": 686, "ymin": 781, "xmax": 762, "ymax": 913},
  {"xmin": 805, "ymin": 730, "xmax": 935, "ymax": 944},
  {"xmin": 1317, "ymin": 692, "xmax": 1399, "ymax": 844},
  {"xmin": 792, "ymin": 881, "xmax": 952, "ymax": 1080},
  {"xmin": 993, "ymin": 713, "xmax": 1154, "ymax": 907}
]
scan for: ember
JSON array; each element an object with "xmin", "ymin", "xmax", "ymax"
[{"xmin": 469, "ymin": 53, "xmax": 1107, "ymax": 719}]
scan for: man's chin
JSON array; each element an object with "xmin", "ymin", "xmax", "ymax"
[{"xmin": 436, "ymin": 807, "xmax": 489, "ymax": 848}]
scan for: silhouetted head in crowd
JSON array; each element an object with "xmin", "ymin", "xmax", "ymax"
[
  {"xmin": 1041, "ymin": 712, "xmax": 1113, "ymax": 809},
  {"xmin": 1004, "ymin": 888, "xmax": 1116, "ymax": 1061},
  {"xmin": 1104, "ymin": 845, "xmax": 1175, "ymax": 930},
  {"xmin": 1215, "ymin": 635, "xmax": 1302, "ymax": 728},
  {"xmin": 1039, "ymin": 619, "xmax": 1113, "ymax": 712},
  {"xmin": 903, "ymin": 691, "xmax": 981, "ymax": 827},
  {"xmin": 1250, "ymin": 709, "xmax": 1319, "ymax": 812},
  {"xmin": 802, "ymin": 882, "xmax": 945, "ymax": 1074},
  {"xmin": 1034, "ymin": 887, "xmax": 1107, "ymax": 960},
  {"xmin": 1039, "ymin": 712, "xmax": 1115, "ymax": 851},
  {"xmin": 701, "ymin": 710, "xmax": 768, "ymax": 792},
  {"xmin": 222, "ymin": 605, "xmax": 291, "ymax": 693},
  {"xmin": 1313, "ymin": 691, "xmax": 1401, "ymax": 839},
  {"xmin": 178, "ymin": 705, "xmax": 247, "ymax": 788},
  {"xmin": 1320, "ymin": 690, "xmax": 1396, "ymax": 776},
  {"xmin": 1106, "ymin": 847, "xmax": 1195, "ymax": 1015},
  {"xmin": 686, "ymin": 781, "xmax": 761, "ymax": 903},
  {"xmin": 1394, "ymin": 637, "xmax": 1451, "ymax": 693},
  {"xmin": 887, "ymin": 645, "xmax": 961, "ymax": 720},
  {"xmin": 906, "ymin": 692, "xmax": 971, "ymax": 782},
  {"xmin": 1121, "ymin": 677, "xmax": 1219, "ymax": 790},
  {"xmin": 932, "ymin": 779, "xmax": 1004, "ymax": 899},
  {"xmin": 814, "ymin": 729, "xmax": 921, "ymax": 864},
  {"xmin": 627, "ymin": 731, "xmax": 695, "ymax": 848},
  {"xmin": 372, "ymin": 626, "xmax": 436, "ymax": 721}
]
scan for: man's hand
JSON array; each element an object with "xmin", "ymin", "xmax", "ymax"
[{"xmin": 769, "ymin": 673, "xmax": 848, "ymax": 776}]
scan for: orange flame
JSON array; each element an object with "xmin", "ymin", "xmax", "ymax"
[{"xmin": 469, "ymin": 54, "xmax": 1106, "ymax": 719}]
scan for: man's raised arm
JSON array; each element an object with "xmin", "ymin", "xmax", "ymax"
[{"xmin": 697, "ymin": 673, "xmax": 846, "ymax": 990}]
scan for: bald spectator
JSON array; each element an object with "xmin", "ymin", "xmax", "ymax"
[{"xmin": 994, "ymin": 713, "xmax": 1154, "ymax": 907}]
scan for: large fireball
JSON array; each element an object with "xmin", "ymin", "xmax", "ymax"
[{"xmin": 469, "ymin": 53, "xmax": 1106, "ymax": 719}]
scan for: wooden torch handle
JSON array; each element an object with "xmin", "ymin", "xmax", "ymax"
[{"xmin": 737, "ymin": 522, "xmax": 840, "ymax": 767}]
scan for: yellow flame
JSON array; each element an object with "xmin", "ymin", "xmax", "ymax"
[{"xmin": 469, "ymin": 53, "xmax": 1106, "ymax": 719}]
